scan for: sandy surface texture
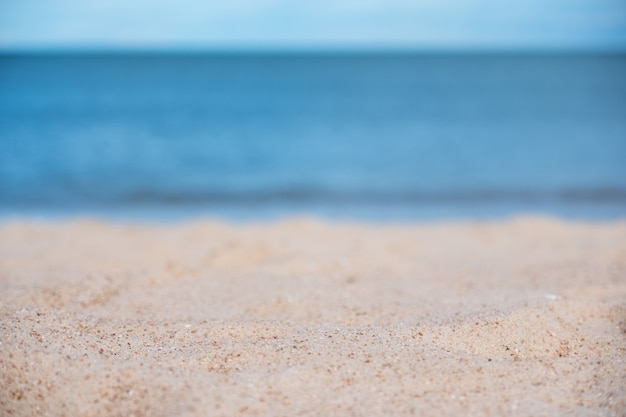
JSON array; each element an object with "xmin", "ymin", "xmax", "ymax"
[{"xmin": 1, "ymin": 217, "xmax": 625, "ymax": 416}]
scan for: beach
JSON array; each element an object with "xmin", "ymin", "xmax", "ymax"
[{"xmin": 1, "ymin": 217, "xmax": 625, "ymax": 416}]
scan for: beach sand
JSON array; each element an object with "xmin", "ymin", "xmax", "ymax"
[{"xmin": 1, "ymin": 217, "xmax": 625, "ymax": 416}]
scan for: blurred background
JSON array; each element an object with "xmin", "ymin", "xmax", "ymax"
[{"xmin": 1, "ymin": 1, "xmax": 625, "ymax": 221}]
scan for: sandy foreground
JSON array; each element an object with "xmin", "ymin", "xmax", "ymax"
[{"xmin": 0, "ymin": 217, "xmax": 625, "ymax": 416}]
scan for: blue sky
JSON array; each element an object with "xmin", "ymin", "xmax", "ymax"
[{"xmin": 1, "ymin": 0, "xmax": 625, "ymax": 50}]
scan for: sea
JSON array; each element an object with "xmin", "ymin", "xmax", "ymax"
[{"xmin": 1, "ymin": 52, "xmax": 625, "ymax": 221}]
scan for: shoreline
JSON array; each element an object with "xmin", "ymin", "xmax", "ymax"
[
  {"xmin": 1, "ymin": 203, "xmax": 626, "ymax": 225},
  {"xmin": 1, "ymin": 217, "xmax": 625, "ymax": 415}
]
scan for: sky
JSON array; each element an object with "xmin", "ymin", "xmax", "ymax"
[{"xmin": 0, "ymin": 0, "xmax": 625, "ymax": 51}]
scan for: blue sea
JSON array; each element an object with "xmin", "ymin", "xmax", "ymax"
[{"xmin": 1, "ymin": 53, "xmax": 625, "ymax": 221}]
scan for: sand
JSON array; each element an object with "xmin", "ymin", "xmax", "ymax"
[{"xmin": 1, "ymin": 217, "xmax": 625, "ymax": 416}]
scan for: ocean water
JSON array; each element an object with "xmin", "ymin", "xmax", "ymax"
[{"xmin": 1, "ymin": 53, "xmax": 625, "ymax": 221}]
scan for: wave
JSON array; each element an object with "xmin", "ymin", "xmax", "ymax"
[{"xmin": 4, "ymin": 186, "xmax": 626, "ymax": 207}]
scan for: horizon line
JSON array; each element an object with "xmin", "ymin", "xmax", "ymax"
[{"xmin": 2, "ymin": 45, "xmax": 626, "ymax": 56}]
